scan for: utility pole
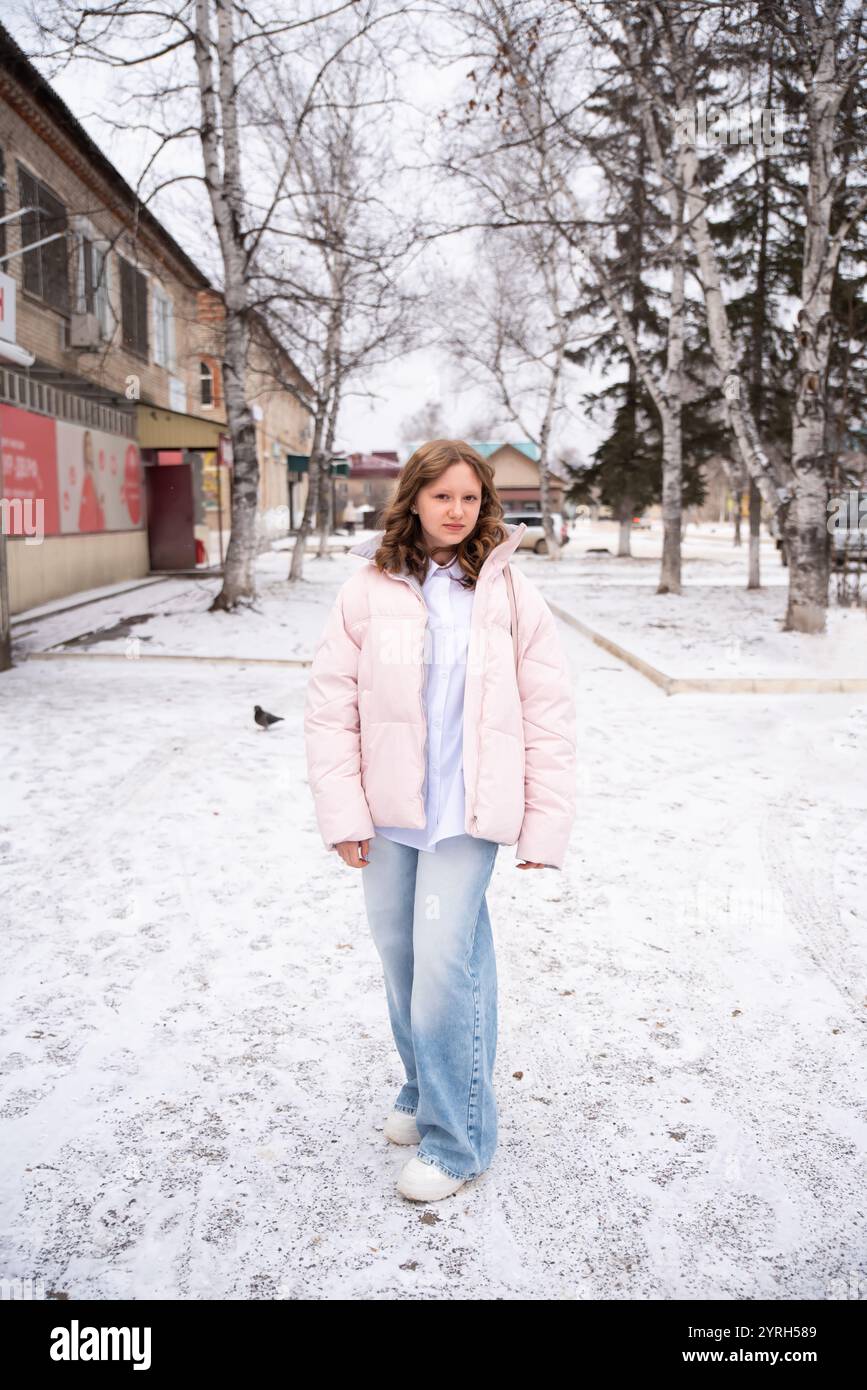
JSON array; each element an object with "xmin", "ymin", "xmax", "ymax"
[
  {"xmin": 0, "ymin": 529, "xmax": 10, "ymax": 671},
  {"xmin": 0, "ymin": 404, "xmax": 11, "ymax": 672}
]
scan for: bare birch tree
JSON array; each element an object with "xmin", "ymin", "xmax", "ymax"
[
  {"xmin": 32, "ymin": 0, "xmax": 402, "ymax": 610},
  {"xmin": 614, "ymin": 0, "xmax": 867, "ymax": 631},
  {"xmin": 427, "ymin": 0, "xmax": 867, "ymax": 630},
  {"xmin": 760, "ymin": 0, "xmax": 867, "ymax": 631},
  {"xmin": 435, "ymin": 222, "xmax": 576, "ymax": 560},
  {"xmin": 246, "ymin": 38, "xmax": 427, "ymax": 580},
  {"xmin": 421, "ymin": 0, "xmax": 699, "ymax": 591}
]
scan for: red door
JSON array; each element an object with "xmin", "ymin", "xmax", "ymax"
[{"xmin": 145, "ymin": 462, "xmax": 196, "ymax": 570}]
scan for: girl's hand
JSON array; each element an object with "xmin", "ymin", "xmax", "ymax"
[
  {"xmin": 516, "ymin": 861, "xmax": 548, "ymax": 869},
  {"xmin": 335, "ymin": 838, "xmax": 371, "ymax": 867}
]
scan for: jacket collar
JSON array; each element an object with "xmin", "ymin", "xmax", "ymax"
[{"xmin": 348, "ymin": 521, "xmax": 527, "ymax": 577}]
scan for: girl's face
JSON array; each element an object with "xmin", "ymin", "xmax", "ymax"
[{"xmin": 414, "ymin": 462, "xmax": 483, "ymax": 554}]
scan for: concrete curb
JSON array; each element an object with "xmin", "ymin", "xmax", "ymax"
[
  {"xmin": 21, "ymin": 650, "xmax": 310, "ymax": 668},
  {"xmin": 548, "ymin": 602, "xmax": 867, "ymax": 695}
]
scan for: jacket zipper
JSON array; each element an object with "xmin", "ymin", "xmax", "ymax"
[
  {"xmin": 382, "ymin": 569, "xmax": 429, "ymax": 815},
  {"xmin": 393, "ymin": 562, "xmax": 494, "ymax": 837},
  {"xmin": 469, "ymin": 571, "xmax": 489, "ymax": 833}
]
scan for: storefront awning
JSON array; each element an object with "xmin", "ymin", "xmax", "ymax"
[{"xmin": 137, "ymin": 404, "xmax": 225, "ymax": 450}]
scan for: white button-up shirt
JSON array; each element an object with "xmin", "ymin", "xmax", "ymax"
[{"xmin": 374, "ymin": 552, "xmax": 475, "ymax": 853}]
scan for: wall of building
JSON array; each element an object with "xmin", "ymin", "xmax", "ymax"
[
  {"xmin": 487, "ymin": 444, "xmax": 566, "ymax": 509},
  {"xmin": 189, "ymin": 297, "xmax": 314, "ymax": 530},
  {"xmin": 7, "ymin": 529, "xmax": 149, "ymax": 613},
  {"xmin": 0, "ymin": 81, "xmax": 215, "ymax": 420},
  {"xmin": 1, "ymin": 67, "xmax": 214, "ymax": 611}
]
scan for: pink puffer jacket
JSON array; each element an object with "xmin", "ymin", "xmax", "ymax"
[{"xmin": 303, "ymin": 522, "xmax": 577, "ymax": 868}]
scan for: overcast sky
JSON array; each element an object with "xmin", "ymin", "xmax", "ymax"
[{"xmin": 4, "ymin": 2, "xmax": 605, "ymax": 461}]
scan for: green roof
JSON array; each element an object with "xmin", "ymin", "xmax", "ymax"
[
  {"xmin": 402, "ymin": 439, "xmax": 542, "ymax": 465},
  {"xmin": 468, "ymin": 441, "xmax": 540, "ymax": 462}
]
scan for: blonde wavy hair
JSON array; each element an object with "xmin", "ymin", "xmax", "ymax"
[{"xmin": 370, "ymin": 439, "xmax": 510, "ymax": 589}]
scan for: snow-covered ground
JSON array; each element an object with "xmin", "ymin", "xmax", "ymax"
[
  {"xmin": 1, "ymin": 525, "xmax": 866, "ymax": 1300},
  {"xmin": 541, "ymin": 521, "xmax": 867, "ymax": 679}
]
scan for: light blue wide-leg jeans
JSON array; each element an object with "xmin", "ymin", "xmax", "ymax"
[{"xmin": 361, "ymin": 832, "xmax": 500, "ymax": 1182}]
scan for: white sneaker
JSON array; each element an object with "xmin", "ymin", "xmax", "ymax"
[
  {"xmin": 397, "ymin": 1155, "xmax": 466, "ymax": 1201},
  {"xmin": 383, "ymin": 1109, "xmax": 421, "ymax": 1145}
]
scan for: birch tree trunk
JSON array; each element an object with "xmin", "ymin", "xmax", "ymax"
[
  {"xmin": 785, "ymin": 25, "xmax": 840, "ymax": 632},
  {"xmin": 288, "ymin": 423, "xmax": 326, "ymax": 584},
  {"xmin": 609, "ymin": 21, "xmax": 691, "ymax": 594},
  {"xmin": 317, "ymin": 395, "xmax": 343, "ymax": 560},
  {"xmin": 748, "ymin": 478, "xmax": 761, "ymax": 589},
  {"xmin": 681, "ymin": 0, "xmax": 867, "ymax": 633},
  {"xmin": 767, "ymin": 2, "xmax": 867, "ymax": 631},
  {"xmin": 682, "ymin": 146, "xmax": 789, "ymax": 511},
  {"xmin": 195, "ymin": 0, "xmax": 260, "ymax": 611},
  {"xmin": 658, "ymin": 140, "xmax": 686, "ymax": 594},
  {"xmin": 538, "ymin": 329, "xmax": 567, "ymax": 562},
  {"xmin": 581, "ymin": 5, "xmax": 789, "ymax": 596}
]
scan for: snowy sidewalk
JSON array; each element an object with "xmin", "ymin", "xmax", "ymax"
[{"xmin": 1, "ymin": 538, "xmax": 865, "ymax": 1298}]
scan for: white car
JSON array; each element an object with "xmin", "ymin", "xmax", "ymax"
[{"xmin": 506, "ymin": 512, "xmax": 570, "ymax": 554}]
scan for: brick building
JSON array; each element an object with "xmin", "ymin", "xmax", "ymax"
[{"xmin": 0, "ymin": 23, "xmax": 313, "ymax": 615}]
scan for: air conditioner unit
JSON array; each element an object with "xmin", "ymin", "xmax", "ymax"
[{"xmin": 69, "ymin": 311, "xmax": 101, "ymax": 349}]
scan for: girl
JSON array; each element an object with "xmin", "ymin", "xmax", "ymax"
[{"xmin": 304, "ymin": 440, "xmax": 577, "ymax": 1202}]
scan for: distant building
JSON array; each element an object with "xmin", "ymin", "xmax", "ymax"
[
  {"xmin": 334, "ymin": 451, "xmax": 401, "ymax": 528},
  {"xmin": 401, "ymin": 439, "xmax": 568, "ymax": 515}
]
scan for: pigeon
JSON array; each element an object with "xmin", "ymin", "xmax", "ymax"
[{"xmin": 254, "ymin": 704, "xmax": 284, "ymax": 730}]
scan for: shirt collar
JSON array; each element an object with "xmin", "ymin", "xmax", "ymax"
[{"xmin": 426, "ymin": 553, "xmax": 465, "ymax": 580}]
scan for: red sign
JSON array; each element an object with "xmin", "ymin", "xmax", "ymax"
[
  {"xmin": 0, "ymin": 404, "xmax": 60, "ymax": 533},
  {"xmin": 1, "ymin": 403, "xmax": 144, "ymax": 535},
  {"xmin": 123, "ymin": 444, "xmax": 142, "ymax": 524}
]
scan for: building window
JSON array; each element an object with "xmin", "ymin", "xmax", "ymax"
[
  {"xmin": 17, "ymin": 164, "xmax": 69, "ymax": 312},
  {"xmin": 75, "ymin": 234, "xmax": 112, "ymax": 340},
  {"xmin": 200, "ymin": 361, "xmax": 214, "ymax": 407},
  {"xmin": 118, "ymin": 253, "xmax": 148, "ymax": 358},
  {"xmin": 152, "ymin": 284, "xmax": 175, "ymax": 369},
  {"xmin": 93, "ymin": 244, "xmax": 112, "ymax": 339}
]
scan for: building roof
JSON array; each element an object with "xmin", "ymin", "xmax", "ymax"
[
  {"xmin": 347, "ymin": 451, "xmax": 402, "ymax": 477},
  {"xmin": 468, "ymin": 440, "xmax": 541, "ymax": 463},
  {"xmin": 401, "ymin": 440, "xmax": 546, "ymax": 465}
]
